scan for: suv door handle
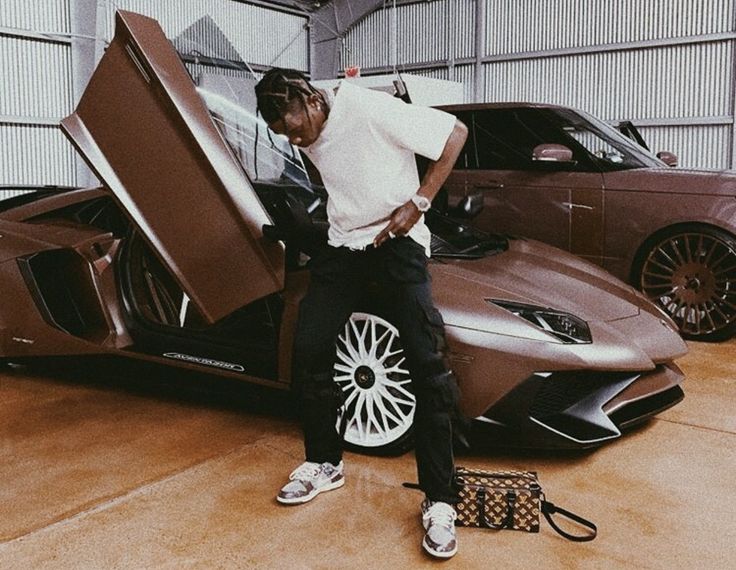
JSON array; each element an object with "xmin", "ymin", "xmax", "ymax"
[
  {"xmin": 473, "ymin": 182, "xmax": 504, "ymax": 190},
  {"xmin": 562, "ymin": 202, "xmax": 594, "ymax": 210}
]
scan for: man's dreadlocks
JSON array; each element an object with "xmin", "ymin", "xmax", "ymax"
[{"xmin": 255, "ymin": 67, "xmax": 327, "ymax": 124}]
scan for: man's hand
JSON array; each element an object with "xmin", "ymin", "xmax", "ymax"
[{"xmin": 373, "ymin": 201, "xmax": 422, "ymax": 247}]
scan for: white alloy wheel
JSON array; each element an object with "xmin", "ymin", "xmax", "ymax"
[{"xmin": 334, "ymin": 312, "xmax": 415, "ymax": 450}]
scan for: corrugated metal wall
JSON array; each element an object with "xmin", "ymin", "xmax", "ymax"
[
  {"xmin": 0, "ymin": 0, "xmax": 308, "ymax": 199},
  {"xmin": 482, "ymin": 0, "xmax": 736, "ymax": 169},
  {"xmin": 343, "ymin": 0, "xmax": 476, "ymax": 70},
  {"xmin": 0, "ymin": 0, "xmax": 76, "ymax": 191},
  {"xmin": 485, "ymin": 0, "xmax": 734, "ymax": 52},
  {"xmin": 0, "ymin": 0, "xmax": 72, "ymax": 33},
  {"xmin": 343, "ymin": 0, "xmax": 736, "ymax": 169},
  {"xmin": 102, "ymin": 0, "xmax": 308, "ymax": 70}
]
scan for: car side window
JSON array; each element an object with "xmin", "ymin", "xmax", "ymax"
[
  {"xmin": 456, "ymin": 108, "xmax": 598, "ymax": 172},
  {"xmin": 471, "ymin": 108, "xmax": 577, "ymax": 170}
]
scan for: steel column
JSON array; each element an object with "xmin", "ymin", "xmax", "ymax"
[
  {"xmin": 731, "ymin": 8, "xmax": 736, "ymax": 168},
  {"xmin": 474, "ymin": 0, "xmax": 485, "ymax": 102}
]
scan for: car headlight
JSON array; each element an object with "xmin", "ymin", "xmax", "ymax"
[{"xmin": 488, "ymin": 299, "xmax": 592, "ymax": 344}]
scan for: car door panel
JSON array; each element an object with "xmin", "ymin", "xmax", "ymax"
[
  {"xmin": 61, "ymin": 11, "xmax": 284, "ymax": 324},
  {"xmin": 464, "ymin": 170, "xmax": 571, "ymax": 251},
  {"xmin": 445, "ymin": 107, "xmax": 605, "ymax": 264},
  {"xmin": 570, "ymin": 186, "xmax": 605, "ymax": 265}
]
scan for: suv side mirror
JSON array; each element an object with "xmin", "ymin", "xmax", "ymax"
[
  {"xmin": 451, "ymin": 191, "xmax": 484, "ymax": 219},
  {"xmin": 656, "ymin": 151, "xmax": 678, "ymax": 167},
  {"xmin": 532, "ymin": 143, "xmax": 575, "ymax": 163}
]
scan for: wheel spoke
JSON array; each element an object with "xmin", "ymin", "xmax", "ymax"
[
  {"xmin": 382, "ymin": 382, "xmax": 415, "ymax": 405},
  {"xmin": 378, "ymin": 385, "xmax": 415, "ymax": 412},
  {"xmin": 372, "ymin": 392, "xmax": 404, "ymax": 426},
  {"xmin": 378, "ymin": 346, "xmax": 403, "ymax": 365},
  {"xmin": 385, "ymin": 374, "xmax": 412, "ymax": 386},
  {"xmin": 334, "ymin": 373, "xmax": 353, "ymax": 383},
  {"xmin": 703, "ymin": 304, "xmax": 717, "ymax": 331},
  {"xmin": 384, "ymin": 357, "xmax": 410, "ymax": 376},
  {"xmin": 365, "ymin": 394, "xmax": 386, "ymax": 436},
  {"xmin": 709, "ymin": 249, "xmax": 732, "ymax": 271},
  {"xmin": 341, "ymin": 326, "xmax": 362, "ymax": 362},
  {"xmin": 695, "ymin": 233, "xmax": 705, "ymax": 261},
  {"xmin": 334, "ymin": 362, "xmax": 354, "ymax": 375},
  {"xmin": 668, "ymin": 238, "xmax": 687, "ymax": 265},
  {"xmin": 703, "ymin": 238, "xmax": 719, "ymax": 265},
  {"xmin": 647, "ymin": 257, "xmax": 677, "ymax": 274},
  {"xmin": 352, "ymin": 391, "xmax": 367, "ymax": 441},
  {"xmin": 643, "ymin": 283, "xmax": 675, "ymax": 293},
  {"xmin": 717, "ymin": 297, "xmax": 736, "ymax": 312},
  {"xmin": 343, "ymin": 387, "xmax": 359, "ymax": 408},
  {"xmin": 709, "ymin": 299, "xmax": 730, "ymax": 322},
  {"xmin": 693, "ymin": 305, "xmax": 702, "ymax": 331},
  {"xmin": 713, "ymin": 263, "xmax": 736, "ymax": 276},
  {"xmin": 643, "ymin": 269, "xmax": 673, "ymax": 280},
  {"xmin": 349, "ymin": 318, "xmax": 368, "ymax": 357},
  {"xmin": 369, "ymin": 328, "xmax": 391, "ymax": 360},
  {"xmin": 683, "ymin": 235, "xmax": 694, "ymax": 263}
]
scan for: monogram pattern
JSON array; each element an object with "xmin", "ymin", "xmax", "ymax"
[{"xmin": 455, "ymin": 467, "xmax": 541, "ymax": 532}]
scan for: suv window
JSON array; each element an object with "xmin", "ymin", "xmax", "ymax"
[{"xmin": 454, "ymin": 107, "xmax": 603, "ymax": 172}]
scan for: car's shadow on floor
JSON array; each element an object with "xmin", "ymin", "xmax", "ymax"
[
  {"xmin": 3, "ymin": 355, "xmax": 298, "ymax": 420},
  {"xmin": 3, "ymin": 355, "xmax": 657, "ymax": 462}
]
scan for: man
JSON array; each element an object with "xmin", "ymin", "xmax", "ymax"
[{"xmin": 255, "ymin": 68, "xmax": 468, "ymax": 559}]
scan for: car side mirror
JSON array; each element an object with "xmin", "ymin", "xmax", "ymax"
[
  {"xmin": 656, "ymin": 151, "xmax": 678, "ymax": 167},
  {"xmin": 451, "ymin": 191, "xmax": 484, "ymax": 219},
  {"xmin": 532, "ymin": 143, "xmax": 575, "ymax": 163}
]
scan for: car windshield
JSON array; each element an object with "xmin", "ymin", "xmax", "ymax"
[
  {"xmin": 543, "ymin": 107, "xmax": 666, "ymax": 170},
  {"xmin": 426, "ymin": 211, "xmax": 508, "ymax": 258},
  {"xmin": 173, "ymin": 16, "xmax": 312, "ymax": 193}
]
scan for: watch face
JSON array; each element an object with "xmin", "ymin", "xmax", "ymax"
[{"xmin": 413, "ymin": 195, "xmax": 431, "ymax": 212}]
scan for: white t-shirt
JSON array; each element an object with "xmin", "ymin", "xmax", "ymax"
[{"xmin": 302, "ymin": 81, "xmax": 456, "ymax": 255}]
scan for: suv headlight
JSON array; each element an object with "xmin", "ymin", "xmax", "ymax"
[{"xmin": 488, "ymin": 299, "xmax": 592, "ymax": 344}]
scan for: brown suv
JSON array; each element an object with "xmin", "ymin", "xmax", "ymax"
[{"xmin": 439, "ymin": 103, "xmax": 736, "ymax": 341}]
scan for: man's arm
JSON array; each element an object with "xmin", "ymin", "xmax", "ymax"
[{"xmin": 373, "ymin": 119, "xmax": 468, "ymax": 248}]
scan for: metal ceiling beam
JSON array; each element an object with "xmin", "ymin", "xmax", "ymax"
[{"xmin": 309, "ymin": 0, "xmax": 383, "ymax": 79}]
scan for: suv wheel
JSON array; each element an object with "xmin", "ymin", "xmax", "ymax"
[{"xmin": 634, "ymin": 225, "xmax": 736, "ymax": 341}]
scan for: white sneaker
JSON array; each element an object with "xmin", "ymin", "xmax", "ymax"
[
  {"xmin": 276, "ymin": 461, "xmax": 345, "ymax": 504},
  {"xmin": 421, "ymin": 499, "xmax": 458, "ymax": 558}
]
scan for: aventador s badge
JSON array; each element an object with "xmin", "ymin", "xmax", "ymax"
[{"xmin": 163, "ymin": 352, "xmax": 245, "ymax": 372}]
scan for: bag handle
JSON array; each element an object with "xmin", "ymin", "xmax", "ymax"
[
  {"xmin": 541, "ymin": 499, "xmax": 597, "ymax": 542},
  {"xmin": 480, "ymin": 489, "xmax": 516, "ymax": 530}
]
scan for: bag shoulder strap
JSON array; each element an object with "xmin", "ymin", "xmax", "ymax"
[{"xmin": 541, "ymin": 499, "xmax": 597, "ymax": 542}]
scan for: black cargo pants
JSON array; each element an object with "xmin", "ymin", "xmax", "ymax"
[{"xmin": 291, "ymin": 236, "xmax": 460, "ymax": 504}]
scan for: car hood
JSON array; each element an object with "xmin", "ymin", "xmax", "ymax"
[
  {"xmin": 605, "ymin": 167, "xmax": 736, "ymax": 196},
  {"xmin": 430, "ymin": 237, "xmax": 686, "ymax": 362},
  {"xmin": 432, "ymin": 237, "xmax": 648, "ymax": 322}
]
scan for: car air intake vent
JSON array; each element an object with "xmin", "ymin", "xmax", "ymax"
[
  {"xmin": 19, "ymin": 249, "xmax": 108, "ymax": 342},
  {"xmin": 530, "ymin": 371, "xmax": 638, "ymax": 418},
  {"xmin": 527, "ymin": 371, "xmax": 641, "ymax": 444}
]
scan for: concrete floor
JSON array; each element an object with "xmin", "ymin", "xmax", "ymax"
[{"xmin": 0, "ymin": 340, "xmax": 734, "ymax": 570}]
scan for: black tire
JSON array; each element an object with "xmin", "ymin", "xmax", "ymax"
[
  {"xmin": 334, "ymin": 312, "xmax": 416, "ymax": 456},
  {"xmin": 632, "ymin": 224, "xmax": 736, "ymax": 341}
]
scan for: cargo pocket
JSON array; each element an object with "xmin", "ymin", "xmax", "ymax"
[
  {"xmin": 421, "ymin": 370, "xmax": 461, "ymax": 411},
  {"xmin": 383, "ymin": 238, "xmax": 428, "ymax": 284},
  {"xmin": 418, "ymin": 296, "xmax": 448, "ymax": 355}
]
